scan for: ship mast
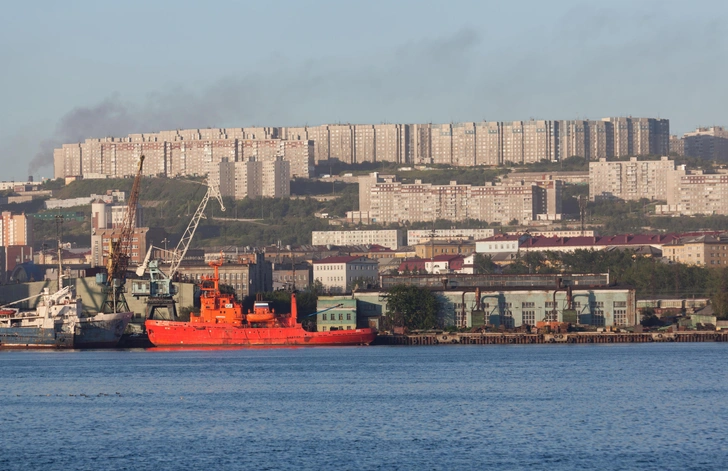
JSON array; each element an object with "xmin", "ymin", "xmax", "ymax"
[{"xmin": 55, "ymin": 214, "xmax": 64, "ymax": 292}]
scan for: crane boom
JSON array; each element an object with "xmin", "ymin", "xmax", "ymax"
[
  {"xmin": 100, "ymin": 155, "xmax": 144, "ymax": 314},
  {"xmin": 168, "ymin": 179, "xmax": 225, "ymax": 278},
  {"xmin": 108, "ymin": 155, "xmax": 145, "ymax": 281}
]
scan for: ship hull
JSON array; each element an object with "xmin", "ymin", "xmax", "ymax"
[
  {"xmin": 0, "ymin": 327, "xmax": 74, "ymax": 349},
  {"xmin": 146, "ymin": 320, "xmax": 377, "ymax": 347},
  {"xmin": 75, "ymin": 312, "xmax": 134, "ymax": 348}
]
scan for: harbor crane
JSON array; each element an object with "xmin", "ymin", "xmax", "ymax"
[
  {"xmin": 131, "ymin": 178, "xmax": 225, "ymax": 319},
  {"xmin": 97, "ymin": 155, "xmax": 145, "ymax": 314}
]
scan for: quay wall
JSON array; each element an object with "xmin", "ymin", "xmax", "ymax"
[{"xmin": 374, "ymin": 331, "xmax": 728, "ymax": 345}]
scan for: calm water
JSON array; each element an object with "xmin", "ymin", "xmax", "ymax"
[{"xmin": 1, "ymin": 344, "xmax": 727, "ymax": 470}]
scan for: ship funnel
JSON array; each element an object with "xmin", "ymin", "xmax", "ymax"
[{"xmin": 291, "ymin": 293, "xmax": 298, "ymax": 322}]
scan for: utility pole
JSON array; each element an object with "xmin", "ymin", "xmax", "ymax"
[{"xmin": 579, "ymin": 195, "xmax": 588, "ymax": 236}]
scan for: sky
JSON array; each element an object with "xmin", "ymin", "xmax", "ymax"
[{"xmin": 1, "ymin": 0, "xmax": 727, "ymax": 181}]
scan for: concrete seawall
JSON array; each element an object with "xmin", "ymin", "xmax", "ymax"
[{"xmin": 374, "ymin": 331, "xmax": 728, "ymax": 345}]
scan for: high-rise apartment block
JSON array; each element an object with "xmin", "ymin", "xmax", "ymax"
[
  {"xmin": 683, "ymin": 127, "xmax": 728, "ymax": 161},
  {"xmin": 53, "ymin": 131, "xmax": 312, "ymax": 181},
  {"xmin": 53, "ymin": 118, "xmax": 670, "ymax": 180},
  {"xmin": 660, "ymin": 171, "xmax": 728, "ymax": 216},
  {"xmin": 218, "ymin": 156, "xmax": 290, "ymax": 200},
  {"xmin": 358, "ymin": 173, "xmax": 562, "ymax": 225},
  {"xmin": 0, "ymin": 212, "xmax": 33, "ymax": 247},
  {"xmin": 589, "ymin": 157, "xmax": 679, "ymax": 201},
  {"xmin": 669, "ymin": 135, "xmax": 685, "ymax": 156}
]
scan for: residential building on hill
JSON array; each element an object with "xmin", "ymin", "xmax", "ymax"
[
  {"xmin": 657, "ymin": 171, "xmax": 728, "ymax": 216},
  {"xmin": 406, "ymin": 228, "xmax": 496, "ymax": 246},
  {"xmin": 683, "ymin": 126, "xmax": 728, "ymax": 161},
  {"xmin": 312, "ymin": 229, "xmax": 405, "ymax": 250},
  {"xmin": 359, "ymin": 173, "xmax": 562, "ymax": 225},
  {"xmin": 589, "ymin": 157, "xmax": 683, "ymax": 201},
  {"xmin": 53, "ymin": 117, "xmax": 669, "ymax": 180},
  {"xmin": 0, "ymin": 211, "xmax": 33, "ymax": 247}
]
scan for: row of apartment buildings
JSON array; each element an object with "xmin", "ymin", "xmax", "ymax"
[
  {"xmin": 54, "ymin": 135, "xmax": 313, "ymax": 181},
  {"xmin": 589, "ymin": 157, "xmax": 728, "ymax": 216},
  {"xmin": 53, "ymin": 117, "xmax": 670, "ymax": 181},
  {"xmin": 356, "ymin": 172, "xmax": 563, "ymax": 225}
]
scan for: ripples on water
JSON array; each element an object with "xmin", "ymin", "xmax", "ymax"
[{"xmin": 1, "ymin": 344, "xmax": 727, "ymax": 470}]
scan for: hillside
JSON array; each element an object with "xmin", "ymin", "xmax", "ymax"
[{"xmin": 33, "ymin": 177, "xmax": 357, "ymax": 249}]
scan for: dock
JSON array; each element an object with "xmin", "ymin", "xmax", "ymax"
[{"xmin": 373, "ymin": 331, "xmax": 728, "ymax": 345}]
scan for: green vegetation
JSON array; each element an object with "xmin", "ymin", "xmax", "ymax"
[
  {"xmin": 315, "ymin": 161, "xmax": 508, "ymax": 185},
  {"xmin": 383, "ymin": 284, "xmax": 441, "ymax": 330},
  {"xmin": 508, "ymin": 156, "xmax": 589, "ymax": 172}
]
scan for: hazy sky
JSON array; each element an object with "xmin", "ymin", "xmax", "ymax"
[{"xmin": 2, "ymin": 0, "xmax": 727, "ymax": 180}]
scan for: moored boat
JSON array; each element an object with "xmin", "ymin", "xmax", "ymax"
[
  {"xmin": 145, "ymin": 258, "xmax": 377, "ymax": 347},
  {"xmin": 0, "ymin": 285, "xmax": 132, "ymax": 349}
]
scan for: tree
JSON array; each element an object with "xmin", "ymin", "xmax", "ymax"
[
  {"xmin": 473, "ymin": 253, "xmax": 497, "ymax": 274},
  {"xmin": 384, "ymin": 284, "xmax": 440, "ymax": 330}
]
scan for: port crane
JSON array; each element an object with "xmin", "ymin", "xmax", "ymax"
[
  {"xmin": 131, "ymin": 178, "xmax": 225, "ymax": 319},
  {"xmin": 97, "ymin": 155, "xmax": 145, "ymax": 314}
]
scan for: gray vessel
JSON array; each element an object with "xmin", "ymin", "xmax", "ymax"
[{"xmin": 0, "ymin": 284, "xmax": 132, "ymax": 349}]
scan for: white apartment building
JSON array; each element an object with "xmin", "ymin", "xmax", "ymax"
[
  {"xmin": 313, "ymin": 256, "xmax": 379, "ymax": 294},
  {"xmin": 589, "ymin": 157, "xmax": 681, "ymax": 201},
  {"xmin": 406, "ymin": 228, "xmax": 496, "ymax": 246},
  {"xmin": 475, "ymin": 235, "xmax": 523, "ymax": 255},
  {"xmin": 312, "ymin": 230, "xmax": 405, "ymax": 250}
]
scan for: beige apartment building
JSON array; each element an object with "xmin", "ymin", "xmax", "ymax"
[
  {"xmin": 662, "ymin": 234, "xmax": 728, "ymax": 267},
  {"xmin": 54, "ymin": 135, "xmax": 311, "ymax": 180},
  {"xmin": 359, "ymin": 173, "xmax": 561, "ymax": 225},
  {"xmin": 218, "ymin": 156, "xmax": 290, "ymax": 200},
  {"xmin": 589, "ymin": 157, "xmax": 679, "ymax": 201},
  {"xmin": 0, "ymin": 212, "xmax": 33, "ymax": 247},
  {"xmin": 669, "ymin": 135, "xmax": 685, "ymax": 156},
  {"xmin": 657, "ymin": 171, "xmax": 728, "ymax": 216},
  {"xmin": 53, "ymin": 117, "xmax": 670, "ymax": 180}
]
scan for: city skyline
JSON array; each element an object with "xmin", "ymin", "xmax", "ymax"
[{"xmin": 2, "ymin": 0, "xmax": 728, "ymax": 181}]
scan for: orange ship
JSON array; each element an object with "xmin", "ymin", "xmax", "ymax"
[{"xmin": 145, "ymin": 258, "xmax": 377, "ymax": 347}]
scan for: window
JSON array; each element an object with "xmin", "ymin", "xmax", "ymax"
[
  {"xmin": 322, "ymin": 313, "xmax": 327, "ymax": 320},
  {"xmin": 613, "ymin": 301, "xmax": 627, "ymax": 308},
  {"xmin": 346, "ymin": 313, "xmax": 351, "ymax": 320},
  {"xmin": 338, "ymin": 313, "xmax": 343, "ymax": 320},
  {"xmin": 523, "ymin": 310, "xmax": 535, "ymax": 325},
  {"xmin": 522, "ymin": 302, "xmax": 535, "ymax": 308}
]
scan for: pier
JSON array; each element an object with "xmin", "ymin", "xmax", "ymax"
[{"xmin": 373, "ymin": 331, "xmax": 728, "ymax": 345}]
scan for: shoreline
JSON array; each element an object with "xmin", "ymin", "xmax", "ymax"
[{"xmin": 374, "ymin": 330, "xmax": 728, "ymax": 345}]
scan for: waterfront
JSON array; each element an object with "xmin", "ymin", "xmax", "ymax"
[{"xmin": 1, "ymin": 344, "xmax": 727, "ymax": 470}]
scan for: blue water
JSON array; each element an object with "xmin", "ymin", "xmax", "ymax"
[{"xmin": 1, "ymin": 344, "xmax": 727, "ymax": 470}]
